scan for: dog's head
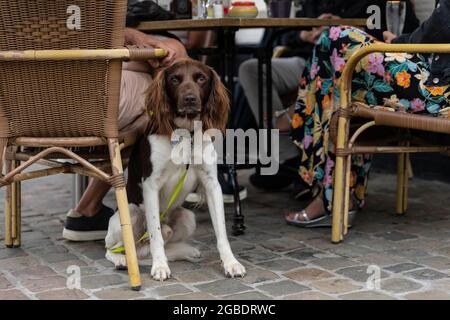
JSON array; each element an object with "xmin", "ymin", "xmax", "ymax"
[{"xmin": 147, "ymin": 58, "xmax": 229, "ymax": 136}]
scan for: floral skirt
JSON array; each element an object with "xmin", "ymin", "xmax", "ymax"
[{"xmin": 291, "ymin": 26, "xmax": 450, "ymax": 212}]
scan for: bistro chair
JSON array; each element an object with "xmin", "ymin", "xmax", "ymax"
[
  {"xmin": 0, "ymin": 0, "xmax": 165, "ymax": 290},
  {"xmin": 331, "ymin": 43, "xmax": 450, "ymax": 243}
]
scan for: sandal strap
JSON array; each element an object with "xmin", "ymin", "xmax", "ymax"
[{"xmin": 292, "ymin": 210, "xmax": 310, "ymax": 222}]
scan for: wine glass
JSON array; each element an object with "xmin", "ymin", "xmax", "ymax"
[{"xmin": 386, "ymin": 1, "xmax": 406, "ymax": 36}]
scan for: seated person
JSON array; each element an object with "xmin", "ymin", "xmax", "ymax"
[
  {"xmin": 62, "ymin": 28, "xmax": 188, "ymax": 241},
  {"xmin": 239, "ymin": 0, "xmax": 419, "ymax": 133},
  {"xmin": 286, "ymin": 0, "xmax": 449, "ymax": 226}
]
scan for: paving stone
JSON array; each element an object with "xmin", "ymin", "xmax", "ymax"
[
  {"xmin": 339, "ymin": 290, "xmax": 396, "ymax": 300},
  {"xmin": 256, "ymin": 259, "xmax": 305, "ymax": 272},
  {"xmin": 195, "ymin": 279, "xmax": 252, "ymax": 296},
  {"xmin": 0, "ymin": 274, "xmax": 14, "ymax": 290},
  {"xmin": 384, "ymin": 263, "xmax": 423, "ymax": 273},
  {"xmin": 413, "ymin": 256, "xmax": 450, "ymax": 270},
  {"xmin": 166, "ymin": 292, "xmax": 217, "ymax": 300},
  {"xmin": 12, "ymin": 265, "xmax": 58, "ymax": 280},
  {"xmin": 237, "ymin": 248, "xmax": 280, "ymax": 263},
  {"xmin": 404, "ymin": 290, "xmax": 450, "ymax": 300},
  {"xmin": 32, "ymin": 247, "xmax": 78, "ymax": 263},
  {"xmin": 284, "ymin": 291, "xmax": 335, "ymax": 300},
  {"xmin": 336, "ymin": 266, "xmax": 389, "ymax": 283},
  {"xmin": 374, "ymin": 231, "xmax": 418, "ymax": 241},
  {"xmin": 256, "ymin": 280, "xmax": 310, "ymax": 297},
  {"xmin": 284, "ymin": 268, "xmax": 334, "ymax": 282},
  {"xmin": 81, "ymin": 274, "xmax": 125, "ymax": 289},
  {"xmin": 229, "ymin": 240, "xmax": 256, "ymax": 253},
  {"xmin": 310, "ymin": 257, "xmax": 357, "ymax": 270},
  {"xmin": 260, "ymin": 237, "xmax": 305, "ymax": 252},
  {"xmin": 238, "ymin": 230, "xmax": 281, "ymax": 243},
  {"xmin": 0, "ymin": 255, "xmax": 39, "ymax": 271},
  {"xmin": 224, "ymin": 291, "xmax": 272, "ymax": 300},
  {"xmin": 176, "ymin": 270, "xmax": 219, "ymax": 283},
  {"xmin": 152, "ymin": 284, "xmax": 192, "ymax": 297},
  {"xmin": 0, "ymin": 248, "xmax": 27, "ymax": 259},
  {"xmin": 404, "ymin": 268, "xmax": 448, "ymax": 280},
  {"xmin": 169, "ymin": 261, "xmax": 202, "ymax": 273},
  {"xmin": 50, "ymin": 259, "xmax": 89, "ymax": 273},
  {"xmin": 310, "ymin": 278, "xmax": 361, "ymax": 294},
  {"xmin": 329, "ymin": 244, "xmax": 377, "ymax": 258},
  {"xmin": 386, "ymin": 248, "xmax": 431, "ymax": 259},
  {"xmin": 21, "ymin": 276, "xmax": 67, "ymax": 293},
  {"xmin": 0, "ymin": 289, "xmax": 29, "ymax": 300},
  {"xmin": 380, "ymin": 278, "xmax": 423, "ymax": 293},
  {"xmin": 286, "ymin": 248, "xmax": 324, "ymax": 261},
  {"xmin": 36, "ymin": 289, "xmax": 89, "ymax": 300},
  {"xmin": 94, "ymin": 287, "xmax": 145, "ymax": 300},
  {"xmin": 238, "ymin": 268, "xmax": 279, "ymax": 284},
  {"xmin": 355, "ymin": 253, "xmax": 406, "ymax": 266}
]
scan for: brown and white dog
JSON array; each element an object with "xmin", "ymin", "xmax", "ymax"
[{"xmin": 105, "ymin": 59, "xmax": 246, "ymax": 281}]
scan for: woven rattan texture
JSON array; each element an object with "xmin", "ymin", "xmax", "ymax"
[{"xmin": 0, "ymin": 0, "xmax": 127, "ymax": 138}]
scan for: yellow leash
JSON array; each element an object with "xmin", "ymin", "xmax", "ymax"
[{"xmin": 110, "ymin": 166, "xmax": 189, "ymax": 254}]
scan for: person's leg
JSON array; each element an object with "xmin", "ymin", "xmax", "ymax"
[
  {"xmin": 63, "ymin": 70, "xmax": 153, "ymax": 241},
  {"xmin": 287, "ymin": 26, "xmax": 449, "ymax": 225},
  {"xmin": 238, "ymin": 57, "xmax": 305, "ymax": 126}
]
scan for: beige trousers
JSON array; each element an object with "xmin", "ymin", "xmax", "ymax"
[{"xmin": 118, "ymin": 70, "xmax": 153, "ymax": 130}]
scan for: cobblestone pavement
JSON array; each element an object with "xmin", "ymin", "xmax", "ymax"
[{"xmin": 1, "ymin": 167, "xmax": 450, "ymax": 300}]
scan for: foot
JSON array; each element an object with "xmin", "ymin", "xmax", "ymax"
[
  {"xmin": 62, "ymin": 205, "xmax": 114, "ymax": 241},
  {"xmin": 151, "ymin": 259, "xmax": 171, "ymax": 281},
  {"xmin": 286, "ymin": 193, "xmax": 327, "ymax": 223},
  {"xmin": 106, "ymin": 249, "xmax": 128, "ymax": 270},
  {"xmin": 223, "ymin": 257, "xmax": 246, "ymax": 278},
  {"xmin": 286, "ymin": 193, "xmax": 356, "ymax": 223}
]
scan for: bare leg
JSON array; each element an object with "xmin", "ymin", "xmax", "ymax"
[{"xmin": 75, "ymin": 178, "xmax": 111, "ymax": 217}]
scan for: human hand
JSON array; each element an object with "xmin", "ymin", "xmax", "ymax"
[
  {"xmin": 383, "ymin": 31, "xmax": 397, "ymax": 44},
  {"xmin": 300, "ymin": 26, "xmax": 326, "ymax": 44},
  {"xmin": 124, "ymin": 28, "xmax": 187, "ymax": 68}
]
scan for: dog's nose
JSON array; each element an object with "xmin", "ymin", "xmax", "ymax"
[{"xmin": 183, "ymin": 95, "xmax": 197, "ymax": 105}]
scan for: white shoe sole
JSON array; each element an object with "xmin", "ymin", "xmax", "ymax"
[
  {"xmin": 62, "ymin": 228, "xmax": 107, "ymax": 242},
  {"xmin": 186, "ymin": 189, "xmax": 247, "ymax": 204}
]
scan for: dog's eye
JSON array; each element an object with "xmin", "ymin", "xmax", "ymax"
[
  {"xmin": 197, "ymin": 75, "xmax": 206, "ymax": 83},
  {"xmin": 170, "ymin": 77, "xmax": 179, "ymax": 85}
]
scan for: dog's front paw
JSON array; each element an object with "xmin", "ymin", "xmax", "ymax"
[
  {"xmin": 106, "ymin": 250, "xmax": 128, "ymax": 270},
  {"xmin": 223, "ymin": 258, "xmax": 246, "ymax": 278},
  {"xmin": 151, "ymin": 260, "xmax": 171, "ymax": 281}
]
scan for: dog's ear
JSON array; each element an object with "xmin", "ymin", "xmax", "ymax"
[
  {"xmin": 146, "ymin": 69, "xmax": 175, "ymax": 136},
  {"xmin": 202, "ymin": 67, "xmax": 230, "ymax": 133}
]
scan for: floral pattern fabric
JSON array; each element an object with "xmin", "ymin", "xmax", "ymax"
[{"xmin": 291, "ymin": 26, "xmax": 450, "ymax": 212}]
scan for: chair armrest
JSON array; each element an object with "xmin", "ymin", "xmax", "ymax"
[
  {"xmin": 0, "ymin": 47, "xmax": 167, "ymax": 61},
  {"xmin": 340, "ymin": 43, "xmax": 450, "ymax": 109},
  {"xmin": 272, "ymin": 46, "xmax": 291, "ymax": 58}
]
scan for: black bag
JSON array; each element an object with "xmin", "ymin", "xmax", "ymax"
[{"xmin": 126, "ymin": 0, "xmax": 175, "ymax": 27}]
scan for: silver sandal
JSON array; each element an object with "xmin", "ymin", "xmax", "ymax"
[{"xmin": 285, "ymin": 209, "xmax": 357, "ymax": 228}]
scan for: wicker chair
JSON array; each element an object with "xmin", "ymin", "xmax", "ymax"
[
  {"xmin": 331, "ymin": 43, "xmax": 450, "ymax": 243},
  {"xmin": 0, "ymin": 0, "xmax": 165, "ymax": 290}
]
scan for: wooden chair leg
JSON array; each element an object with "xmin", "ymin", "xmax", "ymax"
[
  {"xmin": 396, "ymin": 153, "xmax": 408, "ymax": 215},
  {"xmin": 4, "ymin": 158, "xmax": 13, "ymax": 248},
  {"xmin": 108, "ymin": 138, "xmax": 141, "ymax": 291},
  {"xmin": 12, "ymin": 160, "xmax": 21, "ymax": 247}
]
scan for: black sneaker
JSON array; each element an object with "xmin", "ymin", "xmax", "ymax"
[{"xmin": 62, "ymin": 205, "xmax": 114, "ymax": 241}]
